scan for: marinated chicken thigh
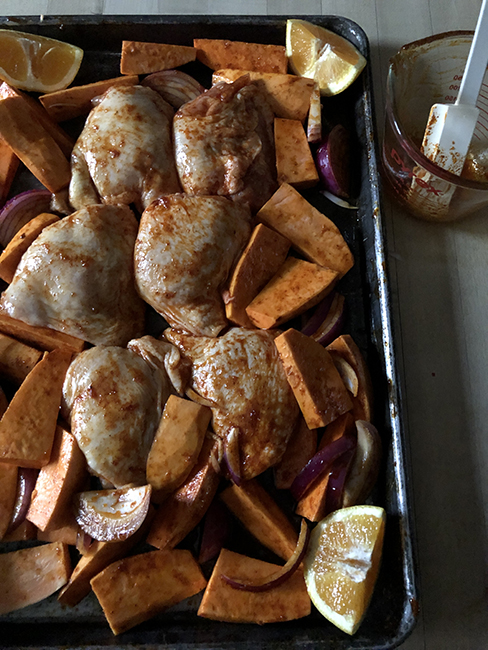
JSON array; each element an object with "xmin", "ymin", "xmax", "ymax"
[
  {"xmin": 0, "ymin": 204, "xmax": 145, "ymax": 346},
  {"xmin": 69, "ymin": 85, "xmax": 180, "ymax": 213},
  {"xmin": 62, "ymin": 336, "xmax": 179, "ymax": 487},
  {"xmin": 164, "ymin": 327, "xmax": 300, "ymax": 480},
  {"xmin": 173, "ymin": 75, "xmax": 277, "ymax": 212},
  {"xmin": 134, "ymin": 194, "xmax": 251, "ymax": 337}
]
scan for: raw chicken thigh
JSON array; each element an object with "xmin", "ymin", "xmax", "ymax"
[
  {"xmin": 62, "ymin": 336, "xmax": 180, "ymax": 487},
  {"xmin": 164, "ymin": 327, "xmax": 300, "ymax": 480},
  {"xmin": 69, "ymin": 84, "xmax": 180, "ymax": 212},
  {"xmin": 173, "ymin": 75, "xmax": 277, "ymax": 212},
  {"xmin": 134, "ymin": 194, "xmax": 251, "ymax": 337},
  {"xmin": 0, "ymin": 204, "xmax": 145, "ymax": 346}
]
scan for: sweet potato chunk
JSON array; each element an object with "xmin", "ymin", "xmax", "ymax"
[
  {"xmin": 0, "ymin": 541, "xmax": 71, "ymax": 615},
  {"xmin": 198, "ymin": 548, "xmax": 311, "ymax": 623},
  {"xmin": 91, "ymin": 548, "xmax": 207, "ymax": 635},
  {"xmin": 0, "ymin": 136, "xmax": 19, "ymax": 205},
  {"xmin": 39, "ymin": 75, "xmax": 139, "ymax": 122},
  {"xmin": 225, "ymin": 223, "xmax": 290, "ymax": 328},
  {"xmin": 245, "ymin": 257, "xmax": 338, "ymax": 329},
  {"xmin": 0, "ymin": 348, "xmax": 73, "ymax": 468},
  {"xmin": 327, "ymin": 334, "xmax": 374, "ymax": 422},
  {"xmin": 257, "ymin": 182, "xmax": 354, "ymax": 277},
  {"xmin": 220, "ymin": 479, "xmax": 298, "ymax": 561},
  {"xmin": 195, "ymin": 39, "xmax": 287, "ymax": 74},
  {"xmin": 0, "ymin": 332, "xmax": 42, "ymax": 384},
  {"xmin": 212, "ymin": 69, "xmax": 314, "ymax": 122},
  {"xmin": 275, "ymin": 117, "xmax": 319, "ymax": 189},
  {"xmin": 0, "ymin": 212, "xmax": 60, "ymax": 284},
  {"xmin": 296, "ymin": 412, "xmax": 356, "ymax": 521},
  {"xmin": 274, "ymin": 328, "xmax": 353, "ymax": 429},
  {"xmin": 121, "ymin": 41, "xmax": 196, "ymax": 74},
  {"xmin": 26, "ymin": 425, "xmax": 87, "ymax": 532},
  {"xmin": 37, "ymin": 519, "xmax": 80, "ymax": 546},
  {"xmin": 0, "ymin": 83, "xmax": 71, "ymax": 192},
  {"xmin": 0, "ymin": 464, "xmax": 17, "ymax": 539},
  {"xmin": 274, "ymin": 417, "xmax": 318, "ymax": 490},
  {"xmin": 146, "ymin": 395, "xmax": 211, "ymax": 500},
  {"xmin": 147, "ymin": 437, "xmax": 219, "ymax": 550},
  {"xmin": 2, "ymin": 519, "xmax": 37, "ymax": 541},
  {"xmin": 0, "ymin": 312, "xmax": 85, "ymax": 353}
]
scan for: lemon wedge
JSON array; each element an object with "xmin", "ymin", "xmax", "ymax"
[
  {"xmin": 0, "ymin": 29, "xmax": 83, "ymax": 93},
  {"xmin": 286, "ymin": 19, "xmax": 366, "ymax": 96},
  {"xmin": 304, "ymin": 505, "xmax": 386, "ymax": 635}
]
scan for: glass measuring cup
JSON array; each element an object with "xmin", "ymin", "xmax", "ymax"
[{"xmin": 382, "ymin": 31, "xmax": 488, "ymax": 222}]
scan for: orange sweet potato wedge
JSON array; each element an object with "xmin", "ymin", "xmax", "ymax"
[
  {"xmin": 0, "ymin": 212, "xmax": 60, "ymax": 284},
  {"xmin": 327, "ymin": 334, "xmax": 375, "ymax": 422},
  {"xmin": 0, "ymin": 332, "xmax": 43, "ymax": 384},
  {"xmin": 296, "ymin": 412, "xmax": 356, "ymax": 521},
  {"xmin": 91, "ymin": 548, "xmax": 207, "ymax": 635},
  {"xmin": 213, "ymin": 69, "xmax": 314, "ymax": 122},
  {"xmin": 245, "ymin": 257, "xmax": 338, "ymax": 329},
  {"xmin": 274, "ymin": 328, "xmax": 353, "ymax": 429},
  {"xmin": 0, "ymin": 136, "xmax": 19, "ymax": 206},
  {"xmin": 220, "ymin": 479, "xmax": 298, "ymax": 561},
  {"xmin": 147, "ymin": 437, "xmax": 220, "ymax": 550},
  {"xmin": 274, "ymin": 417, "xmax": 318, "ymax": 490},
  {"xmin": 195, "ymin": 39, "xmax": 287, "ymax": 74},
  {"xmin": 0, "ymin": 464, "xmax": 17, "ymax": 539},
  {"xmin": 198, "ymin": 548, "xmax": 311, "ymax": 623},
  {"xmin": 37, "ymin": 519, "xmax": 81, "ymax": 546},
  {"xmin": 0, "ymin": 82, "xmax": 71, "ymax": 193},
  {"xmin": 121, "ymin": 41, "xmax": 196, "ymax": 74},
  {"xmin": 0, "ymin": 312, "xmax": 85, "ymax": 354},
  {"xmin": 0, "ymin": 541, "xmax": 71, "ymax": 615},
  {"xmin": 275, "ymin": 117, "xmax": 319, "ymax": 189},
  {"xmin": 39, "ymin": 75, "xmax": 139, "ymax": 122},
  {"xmin": 257, "ymin": 182, "xmax": 354, "ymax": 277},
  {"xmin": 0, "ymin": 348, "xmax": 73, "ymax": 468},
  {"xmin": 225, "ymin": 223, "xmax": 290, "ymax": 328},
  {"xmin": 26, "ymin": 424, "xmax": 87, "ymax": 532}
]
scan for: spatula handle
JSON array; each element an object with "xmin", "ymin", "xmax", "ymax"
[{"xmin": 457, "ymin": 0, "xmax": 488, "ymax": 106}]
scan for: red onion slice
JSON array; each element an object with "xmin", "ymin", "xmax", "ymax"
[
  {"xmin": 312, "ymin": 293, "xmax": 346, "ymax": 346},
  {"xmin": 0, "ymin": 189, "xmax": 52, "ymax": 247},
  {"xmin": 290, "ymin": 432, "xmax": 357, "ymax": 501},
  {"xmin": 198, "ymin": 500, "xmax": 230, "ymax": 564},
  {"xmin": 7, "ymin": 467, "xmax": 38, "ymax": 534},
  {"xmin": 301, "ymin": 291, "xmax": 335, "ymax": 337},
  {"xmin": 223, "ymin": 427, "xmax": 242, "ymax": 486},
  {"xmin": 315, "ymin": 124, "xmax": 351, "ymax": 199},
  {"xmin": 221, "ymin": 519, "xmax": 309, "ymax": 592},
  {"xmin": 142, "ymin": 70, "xmax": 205, "ymax": 109},
  {"xmin": 324, "ymin": 445, "xmax": 356, "ymax": 515}
]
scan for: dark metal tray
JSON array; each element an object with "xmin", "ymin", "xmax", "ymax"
[{"xmin": 0, "ymin": 14, "xmax": 418, "ymax": 650}]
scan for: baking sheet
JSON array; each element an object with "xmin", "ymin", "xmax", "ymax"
[{"xmin": 0, "ymin": 14, "xmax": 419, "ymax": 649}]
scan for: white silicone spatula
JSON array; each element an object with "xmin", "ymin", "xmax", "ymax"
[{"xmin": 421, "ymin": 0, "xmax": 488, "ymax": 175}]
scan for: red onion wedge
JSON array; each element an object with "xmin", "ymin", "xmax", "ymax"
[
  {"xmin": 333, "ymin": 356, "xmax": 359, "ymax": 396},
  {"xmin": 290, "ymin": 432, "xmax": 357, "ymax": 501},
  {"xmin": 198, "ymin": 500, "xmax": 230, "ymax": 564},
  {"xmin": 301, "ymin": 291, "xmax": 335, "ymax": 337},
  {"xmin": 223, "ymin": 427, "xmax": 242, "ymax": 486},
  {"xmin": 142, "ymin": 70, "xmax": 205, "ymax": 109},
  {"xmin": 221, "ymin": 519, "xmax": 310, "ymax": 592},
  {"xmin": 315, "ymin": 124, "xmax": 351, "ymax": 199},
  {"xmin": 311, "ymin": 293, "xmax": 346, "ymax": 346},
  {"xmin": 0, "ymin": 189, "xmax": 52, "ymax": 248},
  {"xmin": 343, "ymin": 420, "xmax": 382, "ymax": 507},
  {"xmin": 324, "ymin": 445, "xmax": 356, "ymax": 515},
  {"xmin": 7, "ymin": 467, "xmax": 38, "ymax": 534}
]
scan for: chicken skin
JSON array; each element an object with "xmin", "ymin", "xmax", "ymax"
[
  {"xmin": 62, "ymin": 336, "xmax": 179, "ymax": 487},
  {"xmin": 173, "ymin": 75, "xmax": 277, "ymax": 212},
  {"xmin": 134, "ymin": 194, "xmax": 251, "ymax": 337},
  {"xmin": 164, "ymin": 327, "xmax": 300, "ymax": 480},
  {"xmin": 0, "ymin": 204, "xmax": 145, "ymax": 346},
  {"xmin": 69, "ymin": 85, "xmax": 180, "ymax": 213}
]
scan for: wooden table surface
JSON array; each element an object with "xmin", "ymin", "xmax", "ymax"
[{"xmin": 2, "ymin": 1, "xmax": 488, "ymax": 649}]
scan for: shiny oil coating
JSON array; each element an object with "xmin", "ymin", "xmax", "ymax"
[
  {"xmin": 134, "ymin": 194, "xmax": 251, "ymax": 337},
  {"xmin": 165, "ymin": 327, "xmax": 300, "ymax": 479},
  {"xmin": 0, "ymin": 204, "xmax": 145, "ymax": 346},
  {"xmin": 173, "ymin": 76, "xmax": 277, "ymax": 213},
  {"xmin": 62, "ymin": 340, "xmax": 173, "ymax": 487},
  {"xmin": 69, "ymin": 85, "xmax": 180, "ymax": 212}
]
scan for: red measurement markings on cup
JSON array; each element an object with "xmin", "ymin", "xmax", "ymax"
[{"xmin": 389, "ymin": 147, "xmax": 442, "ymax": 195}]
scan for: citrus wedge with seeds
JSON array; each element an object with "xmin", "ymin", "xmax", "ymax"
[
  {"xmin": 286, "ymin": 19, "xmax": 367, "ymax": 96},
  {"xmin": 0, "ymin": 29, "xmax": 83, "ymax": 93},
  {"xmin": 304, "ymin": 505, "xmax": 386, "ymax": 635}
]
